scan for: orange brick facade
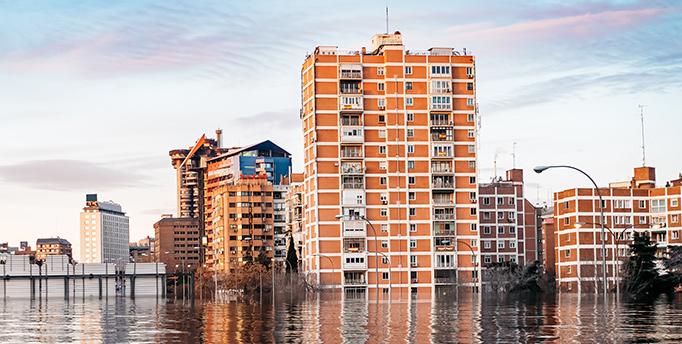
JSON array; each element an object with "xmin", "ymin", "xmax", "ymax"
[{"xmin": 300, "ymin": 33, "xmax": 479, "ymax": 298}]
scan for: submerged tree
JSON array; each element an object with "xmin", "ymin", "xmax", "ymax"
[
  {"xmin": 484, "ymin": 260, "xmax": 543, "ymax": 293},
  {"xmin": 622, "ymin": 232, "xmax": 681, "ymax": 298}
]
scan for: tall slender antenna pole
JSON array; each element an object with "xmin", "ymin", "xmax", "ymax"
[
  {"xmin": 639, "ymin": 105, "xmax": 646, "ymax": 166},
  {"xmin": 386, "ymin": 5, "xmax": 389, "ymax": 34},
  {"xmin": 512, "ymin": 142, "xmax": 517, "ymax": 168}
]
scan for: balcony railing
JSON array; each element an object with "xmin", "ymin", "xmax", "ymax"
[
  {"xmin": 431, "ymin": 134, "xmax": 453, "ymax": 141},
  {"xmin": 432, "ymin": 181, "xmax": 454, "ymax": 189},
  {"xmin": 340, "ymin": 71, "xmax": 362, "ymax": 79},
  {"xmin": 432, "ymin": 88, "xmax": 451, "ymax": 94},
  {"xmin": 342, "ymin": 182, "xmax": 364, "ymax": 189},
  {"xmin": 340, "ymin": 88, "xmax": 362, "ymax": 94},
  {"xmin": 342, "ymin": 166, "xmax": 364, "ymax": 174},
  {"xmin": 433, "ymin": 213, "xmax": 455, "ymax": 220},
  {"xmin": 434, "ymin": 245, "xmax": 455, "ymax": 251},
  {"xmin": 341, "ymin": 150, "xmax": 363, "ymax": 158},
  {"xmin": 430, "ymin": 119, "xmax": 452, "ymax": 126},
  {"xmin": 434, "ymin": 277, "xmax": 455, "ymax": 284},
  {"xmin": 431, "ymin": 103, "xmax": 452, "ymax": 111},
  {"xmin": 432, "ymin": 197, "xmax": 453, "ymax": 204},
  {"xmin": 435, "ymin": 262, "xmax": 457, "ymax": 268},
  {"xmin": 433, "ymin": 228, "xmax": 457, "ymax": 236},
  {"xmin": 344, "ymin": 279, "xmax": 367, "ymax": 285},
  {"xmin": 431, "ymin": 167, "xmax": 452, "ymax": 173},
  {"xmin": 340, "ymin": 118, "xmax": 362, "ymax": 126}
]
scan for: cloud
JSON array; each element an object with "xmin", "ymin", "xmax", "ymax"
[{"xmin": 0, "ymin": 159, "xmax": 151, "ymax": 191}]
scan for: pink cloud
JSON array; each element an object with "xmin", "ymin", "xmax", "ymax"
[{"xmin": 463, "ymin": 8, "xmax": 679, "ymax": 40}]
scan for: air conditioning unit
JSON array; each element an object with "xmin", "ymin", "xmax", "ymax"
[
  {"xmin": 412, "ymin": 278, "xmax": 418, "ymax": 283},
  {"xmin": 467, "ymin": 74, "xmax": 474, "ymax": 78},
  {"xmin": 382, "ymin": 200, "xmax": 388, "ymax": 205},
  {"xmin": 411, "ymin": 262, "xmax": 418, "ymax": 267},
  {"xmin": 471, "ymin": 199, "xmax": 477, "ymax": 203}
]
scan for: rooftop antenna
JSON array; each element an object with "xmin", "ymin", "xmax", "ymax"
[
  {"xmin": 385, "ymin": 4, "xmax": 389, "ymax": 34},
  {"xmin": 512, "ymin": 142, "xmax": 517, "ymax": 168},
  {"xmin": 493, "ymin": 152, "xmax": 498, "ymax": 180},
  {"xmin": 639, "ymin": 105, "xmax": 646, "ymax": 166}
]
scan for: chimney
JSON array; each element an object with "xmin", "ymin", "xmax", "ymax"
[{"xmin": 216, "ymin": 129, "xmax": 222, "ymax": 148}]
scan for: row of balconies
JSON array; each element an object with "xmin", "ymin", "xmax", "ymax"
[{"xmin": 338, "ymin": 97, "xmax": 472, "ymax": 113}]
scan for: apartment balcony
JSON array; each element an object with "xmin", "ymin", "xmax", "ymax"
[
  {"xmin": 340, "ymin": 87, "xmax": 362, "ymax": 94},
  {"xmin": 339, "ymin": 97, "xmax": 363, "ymax": 112},
  {"xmin": 432, "ymin": 196, "xmax": 453, "ymax": 205},
  {"xmin": 431, "ymin": 131, "xmax": 453, "ymax": 142},
  {"xmin": 433, "ymin": 228, "xmax": 457, "ymax": 236},
  {"xmin": 431, "ymin": 88, "xmax": 452, "ymax": 94},
  {"xmin": 341, "ymin": 162, "xmax": 364, "ymax": 175},
  {"xmin": 434, "ymin": 244, "xmax": 455, "ymax": 252},
  {"xmin": 431, "ymin": 166, "xmax": 452, "ymax": 175},
  {"xmin": 340, "ymin": 148, "xmax": 363, "ymax": 159},
  {"xmin": 340, "ymin": 70, "xmax": 362, "ymax": 79},
  {"xmin": 342, "ymin": 221, "xmax": 366, "ymax": 237},
  {"xmin": 340, "ymin": 117, "xmax": 362, "ymax": 126},
  {"xmin": 343, "ymin": 279, "xmax": 367, "ymax": 286},
  {"xmin": 342, "ymin": 252, "xmax": 367, "ymax": 270},
  {"xmin": 340, "ymin": 127, "xmax": 364, "ymax": 143},
  {"xmin": 433, "ymin": 213, "xmax": 455, "ymax": 220},
  {"xmin": 430, "ymin": 120, "xmax": 452, "ymax": 127},
  {"xmin": 432, "ymin": 181, "xmax": 454, "ymax": 189},
  {"xmin": 430, "ymin": 103, "xmax": 452, "ymax": 111},
  {"xmin": 434, "ymin": 277, "xmax": 456, "ymax": 284},
  {"xmin": 342, "ymin": 182, "xmax": 364, "ymax": 189}
]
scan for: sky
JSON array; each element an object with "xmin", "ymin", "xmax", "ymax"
[{"xmin": 1, "ymin": 0, "xmax": 680, "ymax": 261}]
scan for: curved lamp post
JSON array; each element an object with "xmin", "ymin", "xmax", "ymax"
[
  {"xmin": 313, "ymin": 253, "xmax": 335, "ymax": 299},
  {"xmin": 534, "ymin": 165, "xmax": 606, "ymax": 299},
  {"xmin": 456, "ymin": 240, "xmax": 478, "ymax": 292},
  {"xmin": 335, "ymin": 214, "xmax": 379, "ymax": 300}
]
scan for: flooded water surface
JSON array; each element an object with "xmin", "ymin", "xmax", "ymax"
[{"xmin": 2, "ymin": 293, "xmax": 682, "ymax": 343}]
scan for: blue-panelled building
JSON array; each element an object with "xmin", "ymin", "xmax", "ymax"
[{"xmin": 206, "ymin": 140, "xmax": 292, "ymax": 186}]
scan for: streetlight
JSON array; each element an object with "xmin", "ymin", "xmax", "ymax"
[
  {"xmin": 313, "ymin": 253, "xmax": 335, "ymax": 299},
  {"xmin": 456, "ymin": 240, "xmax": 478, "ymax": 292},
  {"xmin": 376, "ymin": 252, "xmax": 391, "ymax": 298},
  {"xmin": 335, "ymin": 214, "xmax": 379, "ymax": 300},
  {"xmin": 534, "ymin": 165, "xmax": 607, "ymax": 299}
]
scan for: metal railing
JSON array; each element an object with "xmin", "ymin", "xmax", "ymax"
[{"xmin": 340, "ymin": 71, "xmax": 362, "ymax": 79}]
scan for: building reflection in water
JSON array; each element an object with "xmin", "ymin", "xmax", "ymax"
[{"xmin": 4, "ymin": 292, "xmax": 682, "ymax": 343}]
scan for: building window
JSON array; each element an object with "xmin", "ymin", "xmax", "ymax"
[
  {"xmin": 482, "ymin": 197, "xmax": 490, "ymax": 205},
  {"xmin": 406, "ymin": 82, "xmax": 413, "ymax": 90},
  {"xmin": 468, "ymin": 130, "xmax": 475, "ymax": 138},
  {"xmin": 410, "ymin": 239, "xmax": 417, "ymax": 248},
  {"xmin": 484, "ymin": 256, "xmax": 491, "ymax": 263},
  {"xmin": 471, "ymin": 223, "xmax": 477, "ymax": 231},
  {"xmin": 497, "ymin": 212, "xmax": 504, "ymax": 219},
  {"xmin": 469, "ymin": 192, "xmax": 477, "ymax": 201},
  {"xmin": 408, "ymin": 145, "xmax": 414, "ymax": 154},
  {"xmin": 640, "ymin": 216, "xmax": 647, "ymax": 224},
  {"xmin": 407, "ymin": 129, "xmax": 414, "ymax": 138},
  {"xmin": 381, "ymin": 208, "xmax": 388, "ymax": 217},
  {"xmin": 407, "ymin": 113, "xmax": 414, "ymax": 122},
  {"xmin": 380, "ymin": 161, "xmax": 386, "ymax": 170},
  {"xmin": 469, "ymin": 176, "xmax": 476, "ymax": 184},
  {"xmin": 381, "ymin": 240, "xmax": 388, "ymax": 248},
  {"xmin": 379, "ymin": 145, "xmax": 386, "ymax": 154},
  {"xmin": 509, "ymin": 226, "xmax": 516, "ymax": 234},
  {"xmin": 484, "ymin": 241, "xmax": 491, "ymax": 249},
  {"xmin": 408, "ymin": 161, "xmax": 415, "ymax": 169},
  {"xmin": 497, "ymin": 197, "xmax": 504, "ymax": 205},
  {"xmin": 565, "ymin": 249, "xmax": 571, "ymax": 258},
  {"xmin": 380, "ymin": 177, "xmax": 387, "ymax": 185},
  {"xmin": 564, "ymin": 217, "xmax": 570, "ymax": 225},
  {"xmin": 405, "ymin": 66, "xmax": 412, "ymax": 75},
  {"xmin": 378, "ymin": 67, "xmax": 384, "ymax": 76},
  {"xmin": 378, "ymin": 82, "xmax": 385, "ymax": 91},
  {"xmin": 410, "ymin": 224, "xmax": 416, "ymax": 232},
  {"xmin": 381, "ymin": 257, "xmax": 389, "ymax": 264},
  {"xmin": 639, "ymin": 200, "xmax": 646, "ymax": 209},
  {"xmin": 406, "ymin": 97, "xmax": 413, "ymax": 106},
  {"xmin": 382, "ymin": 272, "xmax": 389, "ymax": 280},
  {"xmin": 673, "ymin": 214, "xmax": 679, "ymax": 223},
  {"xmin": 498, "ymin": 242, "xmax": 504, "ymax": 249},
  {"xmin": 379, "ymin": 114, "xmax": 385, "ymax": 123},
  {"xmin": 467, "ymin": 98, "xmax": 474, "ymax": 106},
  {"xmin": 483, "ymin": 212, "xmax": 490, "ymax": 220},
  {"xmin": 381, "ymin": 224, "xmax": 388, "ymax": 233},
  {"xmin": 408, "ymin": 176, "xmax": 415, "ymax": 185},
  {"xmin": 467, "ymin": 82, "xmax": 473, "ymax": 91},
  {"xmin": 467, "ymin": 113, "xmax": 475, "ymax": 122},
  {"xmin": 673, "ymin": 231, "xmax": 679, "ymax": 239},
  {"xmin": 673, "ymin": 199, "xmax": 679, "ymax": 207},
  {"xmin": 470, "ymin": 208, "xmax": 477, "ymax": 215},
  {"xmin": 378, "ymin": 98, "xmax": 386, "ymax": 109},
  {"xmin": 484, "ymin": 226, "xmax": 491, "ymax": 234},
  {"xmin": 468, "ymin": 145, "xmax": 475, "ymax": 153},
  {"xmin": 652, "ymin": 199, "xmax": 666, "ymax": 212},
  {"xmin": 468, "ymin": 161, "xmax": 476, "ymax": 169},
  {"xmin": 379, "ymin": 129, "xmax": 386, "ymax": 138},
  {"xmin": 471, "ymin": 239, "xmax": 478, "ymax": 247},
  {"xmin": 408, "ymin": 208, "xmax": 416, "ymax": 216},
  {"xmin": 509, "ymin": 241, "xmax": 516, "ymax": 249},
  {"xmin": 409, "ymin": 192, "xmax": 416, "ymax": 200}
]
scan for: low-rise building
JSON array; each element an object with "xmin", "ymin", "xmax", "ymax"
[{"xmin": 36, "ymin": 237, "xmax": 72, "ymax": 261}]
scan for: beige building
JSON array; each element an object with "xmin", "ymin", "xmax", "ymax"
[
  {"xmin": 36, "ymin": 238, "xmax": 73, "ymax": 261},
  {"xmin": 300, "ymin": 32, "xmax": 478, "ymax": 298},
  {"xmin": 79, "ymin": 194, "xmax": 129, "ymax": 264}
]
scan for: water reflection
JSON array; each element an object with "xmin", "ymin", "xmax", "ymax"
[{"xmin": 2, "ymin": 293, "xmax": 682, "ymax": 343}]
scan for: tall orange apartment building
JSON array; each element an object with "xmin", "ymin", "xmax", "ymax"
[
  {"xmin": 478, "ymin": 169, "xmax": 542, "ymax": 269},
  {"xmin": 300, "ymin": 32, "xmax": 478, "ymax": 298},
  {"xmin": 553, "ymin": 166, "xmax": 682, "ymax": 292}
]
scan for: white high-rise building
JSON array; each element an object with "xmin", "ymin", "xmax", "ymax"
[{"xmin": 80, "ymin": 194, "xmax": 130, "ymax": 264}]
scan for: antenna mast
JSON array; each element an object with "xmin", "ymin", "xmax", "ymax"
[
  {"xmin": 512, "ymin": 142, "xmax": 517, "ymax": 168},
  {"xmin": 639, "ymin": 105, "xmax": 646, "ymax": 166},
  {"xmin": 386, "ymin": 5, "xmax": 389, "ymax": 34}
]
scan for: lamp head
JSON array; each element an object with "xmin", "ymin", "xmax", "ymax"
[
  {"xmin": 574, "ymin": 222, "xmax": 586, "ymax": 229},
  {"xmin": 335, "ymin": 214, "xmax": 344, "ymax": 220},
  {"xmin": 533, "ymin": 166, "xmax": 550, "ymax": 174},
  {"xmin": 650, "ymin": 223, "xmax": 663, "ymax": 230}
]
